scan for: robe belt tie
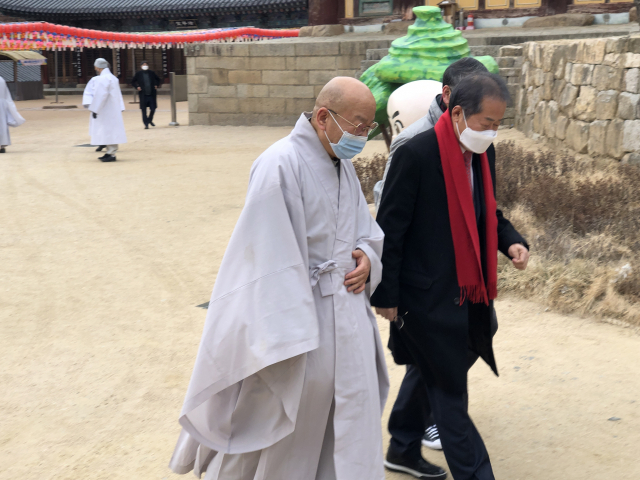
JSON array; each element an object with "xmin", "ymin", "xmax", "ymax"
[{"xmin": 310, "ymin": 260, "xmax": 352, "ymax": 297}]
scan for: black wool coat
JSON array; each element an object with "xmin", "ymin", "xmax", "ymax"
[
  {"xmin": 131, "ymin": 70, "xmax": 162, "ymax": 110},
  {"xmin": 370, "ymin": 128, "xmax": 527, "ymax": 394}
]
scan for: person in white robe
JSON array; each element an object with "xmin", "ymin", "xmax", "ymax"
[
  {"xmin": 0, "ymin": 76, "xmax": 25, "ymax": 153},
  {"xmin": 169, "ymin": 77, "xmax": 389, "ymax": 480},
  {"xmin": 82, "ymin": 74, "xmax": 105, "ymax": 153},
  {"xmin": 89, "ymin": 58, "xmax": 126, "ymax": 162}
]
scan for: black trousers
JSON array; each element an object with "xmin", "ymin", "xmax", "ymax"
[
  {"xmin": 388, "ymin": 308, "xmax": 498, "ymax": 480},
  {"xmin": 141, "ymin": 96, "xmax": 156, "ymax": 125}
]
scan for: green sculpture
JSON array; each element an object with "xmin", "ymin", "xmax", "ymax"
[{"xmin": 362, "ymin": 6, "xmax": 499, "ymax": 141}]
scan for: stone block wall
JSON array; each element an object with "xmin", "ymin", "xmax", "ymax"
[
  {"xmin": 185, "ymin": 38, "xmax": 393, "ymax": 126},
  {"xmin": 513, "ymin": 36, "xmax": 640, "ymax": 161},
  {"xmin": 497, "ymin": 45, "xmax": 524, "ymax": 128}
]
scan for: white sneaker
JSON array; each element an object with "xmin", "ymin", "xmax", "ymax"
[{"xmin": 422, "ymin": 425, "xmax": 442, "ymax": 450}]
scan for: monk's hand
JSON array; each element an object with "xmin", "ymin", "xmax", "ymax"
[
  {"xmin": 137, "ymin": 87, "xmax": 142, "ymax": 91},
  {"xmin": 375, "ymin": 307, "xmax": 397, "ymax": 322},
  {"xmin": 508, "ymin": 243, "xmax": 529, "ymax": 270},
  {"xmin": 345, "ymin": 249, "xmax": 370, "ymax": 294}
]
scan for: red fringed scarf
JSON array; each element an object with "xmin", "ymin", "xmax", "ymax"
[{"xmin": 434, "ymin": 110, "xmax": 498, "ymax": 306}]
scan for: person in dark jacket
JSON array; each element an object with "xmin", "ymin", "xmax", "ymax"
[
  {"xmin": 131, "ymin": 60, "xmax": 162, "ymax": 129},
  {"xmin": 371, "ymin": 73, "xmax": 529, "ymax": 480},
  {"xmin": 380, "ymin": 59, "xmax": 493, "ymax": 467}
]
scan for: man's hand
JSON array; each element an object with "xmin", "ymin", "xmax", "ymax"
[
  {"xmin": 344, "ymin": 249, "xmax": 371, "ymax": 294},
  {"xmin": 155, "ymin": 85, "xmax": 158, "ymax": 89},
  {"xmin": 137, "ymin": 87, "xmax": 142, "ymax": 91},
  {"xmin": 508, "ymin": 243, "xmax": 529, "ymax": 270},
  {"xmin": 375, "ymin": 307, "xmax": 398, "ymax": 322}
]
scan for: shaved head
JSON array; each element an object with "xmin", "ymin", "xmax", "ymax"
[
  {"xmin": 314, "ymin": 76, "xmax": 376, "ymax": 123},
  {"xmin": 310, "ymin": 76, "xmax": 377, "ymax": 158}
]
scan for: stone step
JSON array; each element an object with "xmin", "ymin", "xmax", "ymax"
[
  {"xmin": 469, "ymin": 45, "xmax": 501, "ymax": 57},
  {"xmin": 360, "ymin": 59, "xmax": 380, "ymax": 71},
  {"xmin": 499, "ymin": 45, "xmax": 524, "ymax": 57},
  {"xmin": 366, "ymin": 48, "xmax": 390, "ymax": 61},
  {"xmin": 463, "ymin": 25, "xmax": 635, "ymax": 48},
  {"xmin": 497, "ymin": 56, "xmax": 524, "ymax": 68},
  {"xmin": 499, "ymin": 67, "xmax": 522, "ymax": 78}
]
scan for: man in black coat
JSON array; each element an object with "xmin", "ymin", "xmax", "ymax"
[
  {"xmin": 131, "ymin": 60, "xmax": 162, "ymax": 129},
  {"xmin": 381, "ymin": 59, "xmax": 493, "ymax": 469},
  {"xmin": 372, "ymin": 73, "xmax": 529, "ymax": 480}
]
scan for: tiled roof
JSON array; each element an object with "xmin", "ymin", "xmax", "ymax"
[{"xmin": 0, "ymin": 0, "xmax": 306, "ymax": 18}]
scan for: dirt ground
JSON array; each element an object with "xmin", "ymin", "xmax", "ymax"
[{"xmin": 1, "ymin": 97, "xmax": 638, "ymax": 480}]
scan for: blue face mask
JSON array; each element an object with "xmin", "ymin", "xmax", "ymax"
[{"xmin": 325, "ymin": 111, "xmax": 368, "ymax": 160}]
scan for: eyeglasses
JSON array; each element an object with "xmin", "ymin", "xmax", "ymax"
[
  {"xmin": 329, "ymin": 109, "xmax": 379, "ymax": 137},
  {"xmin": 393, "ymin": 311, "xmax": 408, "ymax": 330}
]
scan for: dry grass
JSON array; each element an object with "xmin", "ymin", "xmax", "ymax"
[
  {"xmin": 353, "ymin": 153, "xmax": 388, "ymax": 204},
  {"xmin": 496, "ymin": 141, "xmax": 640, "ymax": 326},
  {"xmin": 354, "ymin": 142, "xmax": 640, "ymax": 327}
]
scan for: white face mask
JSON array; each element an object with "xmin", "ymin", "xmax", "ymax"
[
  {"xmin": 142, "ymin": 65, "xmax": 149, "ymax": 70},
  {"xmin": 324, "ymin": 111, "xmax": 368, "ymax": 160},
  {"xmin": 456, "ymin": 111, "xmax": 497, "ymax": 154}
]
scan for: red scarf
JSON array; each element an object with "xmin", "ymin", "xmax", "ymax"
[{"xmin": 434, "ymin": 109, "xmax": 498, "ymax": 306}]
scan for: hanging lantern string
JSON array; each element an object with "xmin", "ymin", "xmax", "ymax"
[{"xmin": 0, "ymin": 23, "xmax": 300, "ymax": 50}]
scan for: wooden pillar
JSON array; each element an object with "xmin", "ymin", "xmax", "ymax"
[
  {"xmin": 309, "ymin": 0, "xmax": 340, "ymax": 25},
  {"xmin": 345, "ymin": 0, "xmax": 355, "ymax": 18},
  {"xmin": 13, "ymin": 60, "xmax": 19, "ymax": 100}
]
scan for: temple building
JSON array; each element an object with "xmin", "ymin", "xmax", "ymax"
[
  {"xmin": 324, "ymin": 0, "xmax": 635, "ymax": 25},
  {"xmin": 0, "ymin": 1, "xmax": 308, "ymax": 31},
  {"xmin": 0, "ymin": 0, "xmax": 634, "ymax": 87},
  {"xmin": 0, "ymin": 0, "xmax": 308, "ymax": 86}
]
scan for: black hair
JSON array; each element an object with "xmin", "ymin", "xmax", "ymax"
[
  {"xmin": 442, "ymin": 57, "xmax": 488, "ymax": 89},
  {"xmin": 141, "ymin": 60, "xmax": 149, "ymax": 65},
  {"xmin": 448, "ymin": 72, "xmax": 510, "ymax": 116}
]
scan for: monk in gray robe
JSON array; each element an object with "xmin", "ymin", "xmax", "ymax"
[
  {"xmin": 0, "ymin": 76, "xmax": 25, "ymax": 153},
  {"xmin": 169, "ymin": 77, "xmax": 389, "ymax": 480}
]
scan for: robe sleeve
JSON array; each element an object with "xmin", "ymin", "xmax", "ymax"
[
  {"xmin": 354, "ymin": 184, "xmax": 384, "ymax": 295},
  {"xmin": 82, "ymin": 78, "xmax": 96, "ymax": 108},
  {"xmin": 89, "ymin": 78, "xmax": 109, "ymax": 115},
  {"xmin": 2, "ymin": 78, "xmax": 25, "ymax": 127},
  {"xmin": 176, "ymin": 150, "xmax": 320, "ymax": 455}
]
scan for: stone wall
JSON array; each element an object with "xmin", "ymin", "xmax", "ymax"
[
  {"xmin": 513, "ymin": 36, "xmax": 640, "ymax": 161},
  {"xmin": 497, "ymin": 45, "xmax": 524, "ymax": 128},
  {"xmin": 185, "ymin": 37, "xmax": 393, "ymax": 126}
]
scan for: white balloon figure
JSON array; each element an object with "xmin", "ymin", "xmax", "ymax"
[{"xmin": 387, "ymin": 80, "xmax": 443, "ymax": 137}]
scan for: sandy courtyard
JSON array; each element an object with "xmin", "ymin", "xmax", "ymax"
[{"xmin": 1, "ymin": 97, "xmax": 639, "ymax": 480}]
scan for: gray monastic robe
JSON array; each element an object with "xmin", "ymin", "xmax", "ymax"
[
  {"xmin": 170, "ymin": 113, "xmax": 389, "ymax": 480},
  {"xmin": 0, "ymin": 77, "xmax": 25, "ymax": 146}
]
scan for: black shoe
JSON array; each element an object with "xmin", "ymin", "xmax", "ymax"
[
  {"xmin": 99, "ymin": 154, "xmax": 116, "ymax": 162},
  {"xmin": 95, "ymin": 145, "xmax": 106, "ymax": 152},
  {"xmin": 0, "ymin": 147, "xmax": 5, "ymax": 153},
  {"xmin": 422, "ymin": 425, "xmax": 442, "ymax": 450},
  {"xmin": 384, "ymin": 451, "xmax": 447, "ymax": 479},
  {"xmin": 145, "ymin": 124, "xmax": 149, "ymax": 129},
  {"xmin": 149, "ymin": 121, "xmax": 155, "ymax": 127}
]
